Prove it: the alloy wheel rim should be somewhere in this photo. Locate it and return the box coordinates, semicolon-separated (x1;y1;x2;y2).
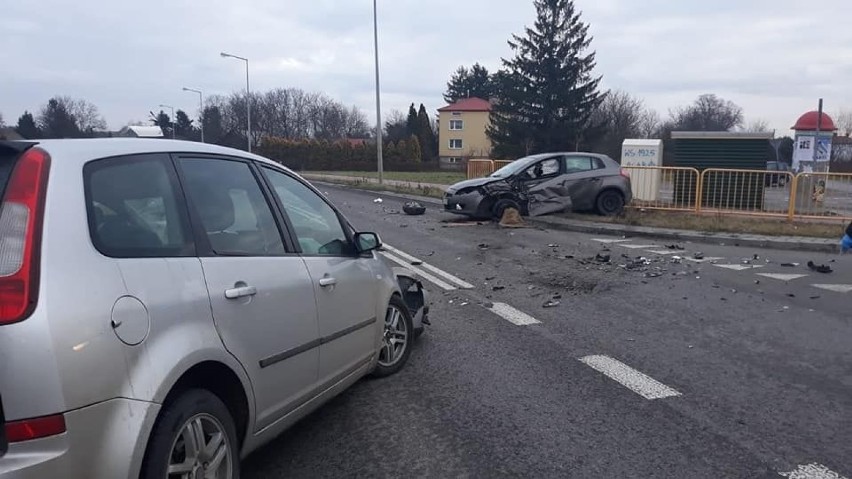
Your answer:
167;413;232;479
378;304;408;367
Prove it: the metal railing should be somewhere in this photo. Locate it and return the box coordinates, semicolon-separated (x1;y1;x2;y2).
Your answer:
791;172;852;221
467;159;495;179
697;168;795;218
622;166;700;212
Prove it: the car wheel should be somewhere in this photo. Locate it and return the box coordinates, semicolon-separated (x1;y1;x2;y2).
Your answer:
141;389;239;479
596;190;625;216
492;198;521;220
371;295;414;378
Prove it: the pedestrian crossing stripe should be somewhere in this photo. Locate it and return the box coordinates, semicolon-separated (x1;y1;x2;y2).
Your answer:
592;239;631;244
619;244;659;249
713;264;765;271
811;284;852;293
756;273;809;282
646;250;682;255
685;257;725;263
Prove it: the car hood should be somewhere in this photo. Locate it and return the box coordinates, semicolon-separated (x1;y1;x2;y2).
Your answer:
447;177;505;193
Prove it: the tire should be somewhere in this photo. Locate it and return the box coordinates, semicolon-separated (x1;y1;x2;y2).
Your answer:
141;389;240;479
371;295;414;378
596;190;625;216
492;198;521;220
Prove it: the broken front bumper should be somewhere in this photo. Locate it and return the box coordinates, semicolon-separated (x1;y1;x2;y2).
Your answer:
392;267;430;334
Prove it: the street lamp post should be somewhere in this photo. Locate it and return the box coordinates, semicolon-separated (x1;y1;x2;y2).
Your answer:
373;0;384;184
220;52;252;152
158;104;175;139
182;87;204;143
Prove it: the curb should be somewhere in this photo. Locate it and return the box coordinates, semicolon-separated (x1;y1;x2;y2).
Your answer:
312;180;839;254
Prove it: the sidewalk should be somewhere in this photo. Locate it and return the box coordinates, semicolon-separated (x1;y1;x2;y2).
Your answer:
306;175;840;254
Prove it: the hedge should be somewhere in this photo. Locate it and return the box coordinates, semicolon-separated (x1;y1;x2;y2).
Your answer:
258;135;422;171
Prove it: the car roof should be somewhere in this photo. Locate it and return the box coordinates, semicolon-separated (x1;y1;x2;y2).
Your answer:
29;138;289;171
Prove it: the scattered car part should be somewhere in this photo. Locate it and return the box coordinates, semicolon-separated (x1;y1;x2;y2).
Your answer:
402;201;426;216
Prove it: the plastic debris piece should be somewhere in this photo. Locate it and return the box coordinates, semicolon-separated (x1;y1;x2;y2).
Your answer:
373;198;383;203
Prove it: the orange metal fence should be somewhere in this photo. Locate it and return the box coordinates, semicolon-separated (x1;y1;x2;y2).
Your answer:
621;166;700;212
791;172;852;221
494;160;514;171
467;159;495;179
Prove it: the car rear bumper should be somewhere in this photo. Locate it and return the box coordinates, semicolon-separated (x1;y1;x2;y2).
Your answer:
0;398;159;479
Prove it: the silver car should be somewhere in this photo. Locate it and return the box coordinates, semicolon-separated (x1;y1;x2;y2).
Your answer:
444;152;633;218
0;139;426;478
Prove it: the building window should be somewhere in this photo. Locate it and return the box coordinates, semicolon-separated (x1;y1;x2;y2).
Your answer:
449;139;463;150
449;119;464;131
447;157;462;164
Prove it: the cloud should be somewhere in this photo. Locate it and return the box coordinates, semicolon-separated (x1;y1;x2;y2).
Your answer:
1;0;850;135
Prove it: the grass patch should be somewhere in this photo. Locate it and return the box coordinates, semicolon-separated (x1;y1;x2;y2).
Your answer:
305;170;466;185
310;176;446;199
564;209;845;239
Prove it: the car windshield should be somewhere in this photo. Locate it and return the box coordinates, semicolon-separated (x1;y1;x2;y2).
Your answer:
489;156;540;178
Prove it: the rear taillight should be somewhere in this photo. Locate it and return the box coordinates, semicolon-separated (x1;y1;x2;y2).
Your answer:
0;147;50;325
5;414;66;442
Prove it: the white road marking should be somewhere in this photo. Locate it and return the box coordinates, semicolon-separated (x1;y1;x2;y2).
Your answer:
780;463;848;479
488;303;542;326
757;273;810;282
579;355;682;400
811;284;852;293
379;252;457;291
714;264;766;271
684;257;725;264
593;238;631;244
382;244;475;289
646;250;682;255
619;244;660;249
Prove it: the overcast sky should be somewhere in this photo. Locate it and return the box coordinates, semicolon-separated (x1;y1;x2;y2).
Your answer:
3;0;851;134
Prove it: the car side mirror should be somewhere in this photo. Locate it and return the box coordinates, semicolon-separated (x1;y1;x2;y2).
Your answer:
355;232;382;253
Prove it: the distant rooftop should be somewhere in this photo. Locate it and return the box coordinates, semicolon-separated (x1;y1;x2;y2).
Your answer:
438;97;492;113
119;125;164;138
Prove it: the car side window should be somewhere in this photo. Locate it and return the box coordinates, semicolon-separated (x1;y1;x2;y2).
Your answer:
261;166;354;257
524;158;561;180
84;154;194;258
564;156;595;174
179;158;286;256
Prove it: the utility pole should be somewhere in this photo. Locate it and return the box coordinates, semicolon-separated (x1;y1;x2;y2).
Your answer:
373;0;384;184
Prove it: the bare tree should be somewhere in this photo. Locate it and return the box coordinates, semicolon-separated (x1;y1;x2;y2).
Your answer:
589;90;652;159
68;97;107;133
670;94;743;131
833;108;852;137
384;110;408;143
638;108;661;139
0;112;5;128
738;118;772;133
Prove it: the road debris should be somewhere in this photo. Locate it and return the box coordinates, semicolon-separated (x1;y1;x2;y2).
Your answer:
542;300;561;308
410;260;423;266
809;295;821;300
807;261;833;274
478;243;490;251
693;252;705;260
666;244;685;250
402;201;427;216
595;254;611;263
780;262;800;267
548;243;560;248
492;285;506;291
644;272;663;278
671;256;683;264
373;198;383;203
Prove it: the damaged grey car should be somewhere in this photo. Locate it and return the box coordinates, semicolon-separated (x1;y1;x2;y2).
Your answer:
444;152;632;218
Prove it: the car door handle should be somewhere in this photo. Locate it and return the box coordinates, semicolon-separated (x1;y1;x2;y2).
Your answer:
319;277;338;287
225;285;257;299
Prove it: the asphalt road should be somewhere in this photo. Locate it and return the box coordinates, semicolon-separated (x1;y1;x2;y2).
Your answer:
243;184;852;479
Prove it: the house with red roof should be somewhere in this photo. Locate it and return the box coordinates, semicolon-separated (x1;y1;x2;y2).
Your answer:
437;97;492;170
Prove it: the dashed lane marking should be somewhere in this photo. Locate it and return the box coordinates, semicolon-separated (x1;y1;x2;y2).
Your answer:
379;252;457;291
713;264;766;271
382;244;475;289
646;250;682;255
579;355;682;400
811;284;852;293
757;273;810;282
488;303;542;326
619;244;660;249
780;463;848;479
593;238;631;244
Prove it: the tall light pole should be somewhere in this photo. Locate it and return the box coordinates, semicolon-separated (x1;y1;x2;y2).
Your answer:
220;52;252;152
182;87;204;143
373;0;384;184
158;104;175;139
